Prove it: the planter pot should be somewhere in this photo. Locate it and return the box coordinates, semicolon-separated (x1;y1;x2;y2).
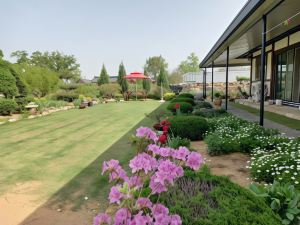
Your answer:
214;98;222;109
275;99;282;106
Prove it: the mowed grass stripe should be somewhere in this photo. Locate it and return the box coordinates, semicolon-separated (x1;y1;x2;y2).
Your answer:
0;101;161;196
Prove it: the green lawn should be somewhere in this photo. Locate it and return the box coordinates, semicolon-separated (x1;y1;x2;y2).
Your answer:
231;103;300;130
0;101;163;207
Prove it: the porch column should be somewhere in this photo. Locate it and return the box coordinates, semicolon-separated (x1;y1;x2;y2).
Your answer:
225;46;229;110
260;15;267;126
203;68;206;98
211;61;214;102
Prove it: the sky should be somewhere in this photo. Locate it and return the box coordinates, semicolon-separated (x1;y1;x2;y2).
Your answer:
1;0;248;79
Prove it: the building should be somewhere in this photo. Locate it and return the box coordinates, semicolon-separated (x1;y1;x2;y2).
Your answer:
200;0;300;125
182;68;250;84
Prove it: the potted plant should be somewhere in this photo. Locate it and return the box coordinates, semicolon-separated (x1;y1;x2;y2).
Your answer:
213;92;222;109
275;93;282;106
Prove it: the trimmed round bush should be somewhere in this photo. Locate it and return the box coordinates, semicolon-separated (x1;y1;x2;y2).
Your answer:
195;101;212;109
167;102;193;114
164;92;176;101
169;116;208;140
160;166;281;225
178;93;194;99
171;97;195;106
0;98;17;115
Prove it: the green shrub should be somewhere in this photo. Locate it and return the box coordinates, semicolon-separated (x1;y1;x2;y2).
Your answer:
164;92;176;101
160;166;281;225
14;96;34;112
167;136;191;149
169;116;208;141
35;99;68;111
171;97;195;106
193;108;227;118
0;99;17;115
195;101;212;109
250;181;300;225
53;90;79;102
178;93;194;99
167;102;193;114
205;115;281;155
75;84;98;98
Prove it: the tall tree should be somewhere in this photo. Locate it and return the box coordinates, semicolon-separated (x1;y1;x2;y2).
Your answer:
157;66;169;88
117;62;129;100
168;69;182;84
30;51;81;82
0;66;18;98
98;64;109;85
144;56;168;79
178;52;200;74
11;50;29;64
142;70;151;99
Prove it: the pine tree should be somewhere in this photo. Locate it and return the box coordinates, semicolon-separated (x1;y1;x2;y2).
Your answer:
117;62;128;93
142;70;151;99
98;64;109;85
157;67;169;88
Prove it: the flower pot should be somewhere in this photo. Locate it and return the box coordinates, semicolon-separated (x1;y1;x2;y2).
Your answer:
275;99;282;106
214;98;222;109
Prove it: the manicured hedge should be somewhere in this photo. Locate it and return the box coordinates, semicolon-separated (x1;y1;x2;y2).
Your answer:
194;101;212;109
167;102;193;114
171;97;195;106
160;166;281;225
169;116;208;141
0;98;17;115
177;93;194;99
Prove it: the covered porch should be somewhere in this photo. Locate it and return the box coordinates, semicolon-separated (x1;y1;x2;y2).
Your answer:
200;0;300;126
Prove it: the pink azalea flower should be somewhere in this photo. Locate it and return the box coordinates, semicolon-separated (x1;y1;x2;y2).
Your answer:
136;197;152;209
108;186;123;204
136;127;158;142
152;203;169;217
93;213;111;225
102;159;120;175
159;147;172;157
170;215;182;225
130;212;152;225
173;147;190;161
154;160;184;186
102;159;128;182
128;176;143;189
129;153;158;174
149;175;167;194
148;144;161;155
186;152;203;170
114;208;131;225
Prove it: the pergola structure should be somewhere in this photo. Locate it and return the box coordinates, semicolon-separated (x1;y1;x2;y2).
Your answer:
200;0;300;126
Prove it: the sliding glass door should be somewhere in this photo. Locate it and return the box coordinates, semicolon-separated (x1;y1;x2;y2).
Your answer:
275;47;300;103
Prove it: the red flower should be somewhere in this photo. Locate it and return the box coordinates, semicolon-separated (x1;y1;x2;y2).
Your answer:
161;120;171;126
174;103;181;109
158;134;167;144
162;126;169;134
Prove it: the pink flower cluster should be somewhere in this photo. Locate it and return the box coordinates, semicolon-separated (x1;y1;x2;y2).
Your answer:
102;159;128;182
95;126;204;225
94;202;182;225
136;126;158;142
150;159;184;194
129;153;158;174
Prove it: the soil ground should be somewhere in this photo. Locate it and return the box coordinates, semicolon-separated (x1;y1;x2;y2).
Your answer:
191;141;251;187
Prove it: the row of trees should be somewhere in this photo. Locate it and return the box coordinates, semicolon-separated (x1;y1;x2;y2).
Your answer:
0;50;82;99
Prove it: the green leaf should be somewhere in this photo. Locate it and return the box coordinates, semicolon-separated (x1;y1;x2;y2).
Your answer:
286;213;294;221
282;219;291;225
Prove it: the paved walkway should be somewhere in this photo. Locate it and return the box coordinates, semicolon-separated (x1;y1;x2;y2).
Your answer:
228;105;300;138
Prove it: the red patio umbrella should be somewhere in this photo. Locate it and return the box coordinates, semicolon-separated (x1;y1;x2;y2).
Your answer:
125;72;149;100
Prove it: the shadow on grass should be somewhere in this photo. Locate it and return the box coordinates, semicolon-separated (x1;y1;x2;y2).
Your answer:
20;103;167;225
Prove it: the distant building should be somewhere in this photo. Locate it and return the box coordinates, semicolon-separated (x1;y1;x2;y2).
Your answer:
78;76;118;84
78;78;92;84
109;76;118;83
182;67;250;84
